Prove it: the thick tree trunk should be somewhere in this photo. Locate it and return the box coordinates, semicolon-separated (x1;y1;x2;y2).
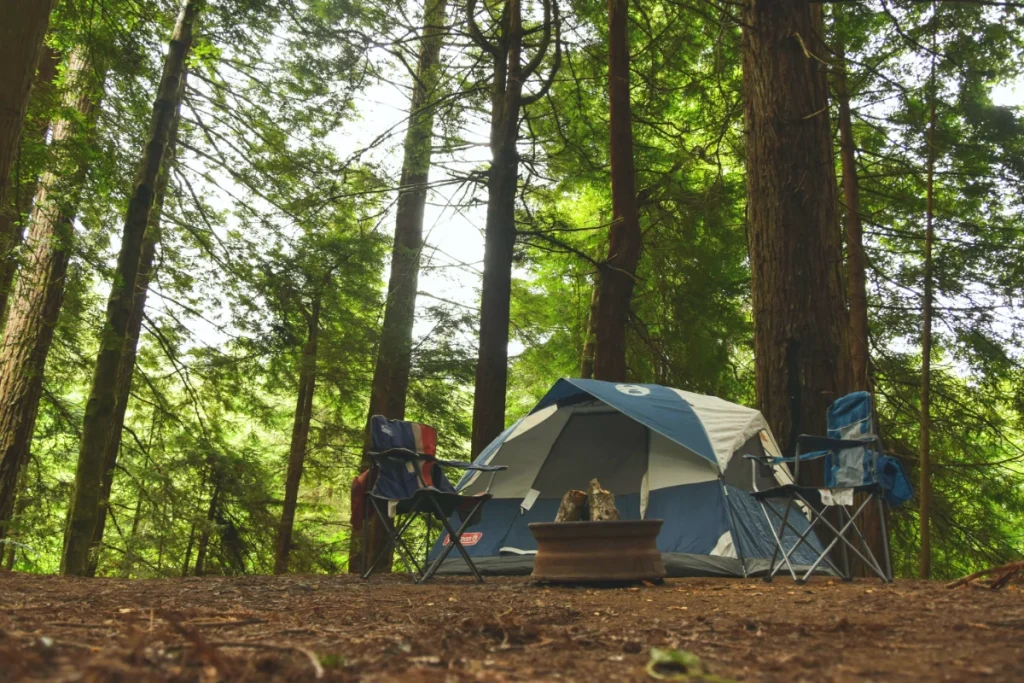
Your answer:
274;290;322;574
0;51;100;540
919;60;938;581
833;39;887;576
470;0;525;458
592;0;641;383
0;0;56;221
62;0;201;577
834;51;869;392
0;45;60;328
350;0;449;575
87;79;184;576
742;0;852;475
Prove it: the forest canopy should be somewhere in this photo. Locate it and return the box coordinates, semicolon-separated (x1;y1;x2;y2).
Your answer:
0;0;1022;582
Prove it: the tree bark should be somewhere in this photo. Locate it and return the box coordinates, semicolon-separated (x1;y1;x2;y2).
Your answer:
0;0;56;224
0;51;100;540
579;281;599;378
367;0;449;423
834;44;869;393
833;35;887;577
741;0;852;476
919;56;938;581
274;289;323;574
62;0;201;577
592;0;641;383
470;0;525;458
350;0;448;575
0;45;60;328
87;76;185;576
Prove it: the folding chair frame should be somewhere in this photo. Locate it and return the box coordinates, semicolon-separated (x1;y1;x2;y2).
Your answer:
757;486;892;584
360;448;504;583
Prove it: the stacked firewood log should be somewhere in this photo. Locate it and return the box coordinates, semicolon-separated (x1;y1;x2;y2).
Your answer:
554;478;620;522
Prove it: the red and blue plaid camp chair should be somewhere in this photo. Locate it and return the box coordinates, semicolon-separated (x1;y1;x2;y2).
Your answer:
358;416;506;583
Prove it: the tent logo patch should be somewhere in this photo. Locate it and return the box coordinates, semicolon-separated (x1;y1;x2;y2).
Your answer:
443;532;482;546
615;384;650;397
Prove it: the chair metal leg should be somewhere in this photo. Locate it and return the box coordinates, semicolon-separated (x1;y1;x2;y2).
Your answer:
362;498;426;580
878;496;893;582
419;497;488;583
798;494;887;582
759;499;797;582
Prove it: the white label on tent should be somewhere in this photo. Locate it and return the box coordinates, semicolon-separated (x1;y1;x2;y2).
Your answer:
521;488;540;512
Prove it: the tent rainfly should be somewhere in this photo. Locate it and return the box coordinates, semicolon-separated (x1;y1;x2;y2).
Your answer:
432;378;827;577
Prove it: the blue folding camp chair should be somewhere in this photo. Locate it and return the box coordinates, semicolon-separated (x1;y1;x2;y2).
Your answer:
746;392;912;584
360;416;506;583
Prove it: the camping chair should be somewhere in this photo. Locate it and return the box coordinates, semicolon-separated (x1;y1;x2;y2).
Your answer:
746;391;912;584
359;415;506;583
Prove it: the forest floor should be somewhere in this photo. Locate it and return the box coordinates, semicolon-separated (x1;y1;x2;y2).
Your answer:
1;572;1023;682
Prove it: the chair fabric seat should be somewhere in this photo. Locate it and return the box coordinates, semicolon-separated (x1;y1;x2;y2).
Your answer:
752;483;881;506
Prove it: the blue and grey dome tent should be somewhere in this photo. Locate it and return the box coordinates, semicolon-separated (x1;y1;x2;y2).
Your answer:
432;378;828;577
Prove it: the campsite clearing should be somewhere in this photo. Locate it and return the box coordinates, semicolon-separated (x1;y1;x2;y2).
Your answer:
2;572;1022;681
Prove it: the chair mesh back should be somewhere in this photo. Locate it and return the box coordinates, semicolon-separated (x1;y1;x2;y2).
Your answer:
826;391;875;442
368;416;454;499
825;392;875;487
370;415;437;455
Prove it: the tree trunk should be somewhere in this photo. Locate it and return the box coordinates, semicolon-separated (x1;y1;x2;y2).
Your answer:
62;0;201;577
833;36;887;577
367;0;449;423
579;281;599;378
274;289;322;574
350;0;448;575
592;0;641;383
181;521;196;577
0;0;56;222
194;485;219;577
0;51;100;540
119;497;144;578
87;76;185;577
834;46;869;392
741;0;852;475
0;45;60;328
919;56;938;581
470;0;525;458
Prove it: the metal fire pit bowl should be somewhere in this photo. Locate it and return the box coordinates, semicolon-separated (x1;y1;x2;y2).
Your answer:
529;519;666;583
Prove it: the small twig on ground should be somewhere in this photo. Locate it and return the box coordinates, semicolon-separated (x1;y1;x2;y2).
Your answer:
946;560;1024;589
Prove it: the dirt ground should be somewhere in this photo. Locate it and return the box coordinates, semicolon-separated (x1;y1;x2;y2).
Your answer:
1;572;1022;682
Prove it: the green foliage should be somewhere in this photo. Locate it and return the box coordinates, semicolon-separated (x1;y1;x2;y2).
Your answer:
3;0;1023;580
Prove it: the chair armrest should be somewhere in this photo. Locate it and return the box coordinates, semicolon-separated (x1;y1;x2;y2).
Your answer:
796;435;869;453
368;448;421;463
435;459;507;472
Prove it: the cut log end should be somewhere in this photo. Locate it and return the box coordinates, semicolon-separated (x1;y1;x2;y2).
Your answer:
554;490;587;522
587;478;620;522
